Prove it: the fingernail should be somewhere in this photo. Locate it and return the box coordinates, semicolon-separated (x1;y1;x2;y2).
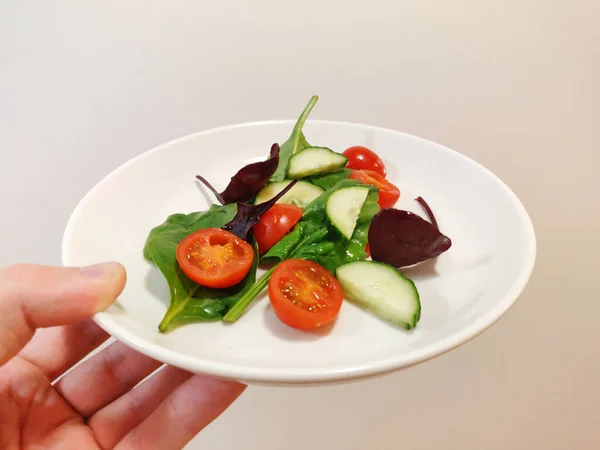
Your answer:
80;262;122;279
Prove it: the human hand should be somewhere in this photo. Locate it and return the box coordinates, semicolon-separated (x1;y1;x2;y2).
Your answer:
0;263;246;450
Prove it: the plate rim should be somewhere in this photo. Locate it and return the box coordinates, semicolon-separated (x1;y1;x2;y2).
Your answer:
61;119;537;384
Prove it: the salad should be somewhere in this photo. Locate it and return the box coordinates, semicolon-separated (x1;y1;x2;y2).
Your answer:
143;96;452;333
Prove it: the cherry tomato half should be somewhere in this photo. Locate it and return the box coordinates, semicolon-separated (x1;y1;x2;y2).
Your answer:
343;146;387;177
349;169;400;209
268;259;344;331
176;228;254;289
253;203;303;255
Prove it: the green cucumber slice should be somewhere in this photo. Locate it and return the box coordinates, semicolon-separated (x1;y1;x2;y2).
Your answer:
254;181;325;208
336;261;421;329
325;185;370;240
287;147;347;178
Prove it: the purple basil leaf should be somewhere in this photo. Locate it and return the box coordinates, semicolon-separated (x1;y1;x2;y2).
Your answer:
368;208;452;267
195;175;225;204
222;179;298;242
415;196;439;230
196;143;280;205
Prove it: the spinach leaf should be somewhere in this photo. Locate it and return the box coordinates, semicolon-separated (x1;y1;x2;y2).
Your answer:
143;204;234;261
263;178;379;271
143;203;261;332
308;168;352;190
155;241;260;331
347;188;380;258
270;96;319;182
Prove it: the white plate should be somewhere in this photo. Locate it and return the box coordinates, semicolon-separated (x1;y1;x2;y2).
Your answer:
62;120;536;384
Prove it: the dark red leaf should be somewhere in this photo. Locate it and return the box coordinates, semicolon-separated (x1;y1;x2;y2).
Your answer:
222;180;298;242
368;208;452;267
196;143;280;205
415;196;438;230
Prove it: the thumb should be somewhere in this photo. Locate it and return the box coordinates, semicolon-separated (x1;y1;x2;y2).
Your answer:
0;262;126;366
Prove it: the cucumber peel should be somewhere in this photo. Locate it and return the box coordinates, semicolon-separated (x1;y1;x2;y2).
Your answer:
336;260;421;329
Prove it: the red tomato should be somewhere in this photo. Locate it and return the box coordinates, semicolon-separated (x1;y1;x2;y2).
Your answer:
253;204;303;254
349;169;400;208
268;259;344;330
365;242;371;258
343;146;387;177
176;228;254;289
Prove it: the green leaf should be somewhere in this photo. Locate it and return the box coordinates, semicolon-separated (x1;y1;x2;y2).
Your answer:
143;203;260;332
308;168;352;190
346;188;380;259
270;96;319;182
144;204;236;262
222;264;275;323
263;178;379;271
260;223;304;262
261;223;333;264
160;242;260;330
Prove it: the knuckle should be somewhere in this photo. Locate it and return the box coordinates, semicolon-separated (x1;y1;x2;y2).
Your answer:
100;343;135;389
127;387;147;421
0;358;49;406
168;392;200;437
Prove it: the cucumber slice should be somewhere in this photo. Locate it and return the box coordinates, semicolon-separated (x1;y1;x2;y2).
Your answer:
325;186;370;240
287;147;347;178
336;261;421;329
254;180;324;208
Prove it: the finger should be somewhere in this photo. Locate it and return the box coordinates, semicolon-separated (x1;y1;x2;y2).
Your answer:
2;357;85;443
0;262;126;365
54;340;163;418
89;366;194;449
17;319;109;381
115;374;246;450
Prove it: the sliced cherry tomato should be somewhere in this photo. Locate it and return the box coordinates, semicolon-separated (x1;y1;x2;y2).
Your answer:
176;228;254;289
268;259;344;331
365;242;371;258
349;169;400;209
253;203;303;255
343;146;387;177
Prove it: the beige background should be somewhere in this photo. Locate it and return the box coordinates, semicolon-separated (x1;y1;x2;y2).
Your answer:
1;1;598;449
